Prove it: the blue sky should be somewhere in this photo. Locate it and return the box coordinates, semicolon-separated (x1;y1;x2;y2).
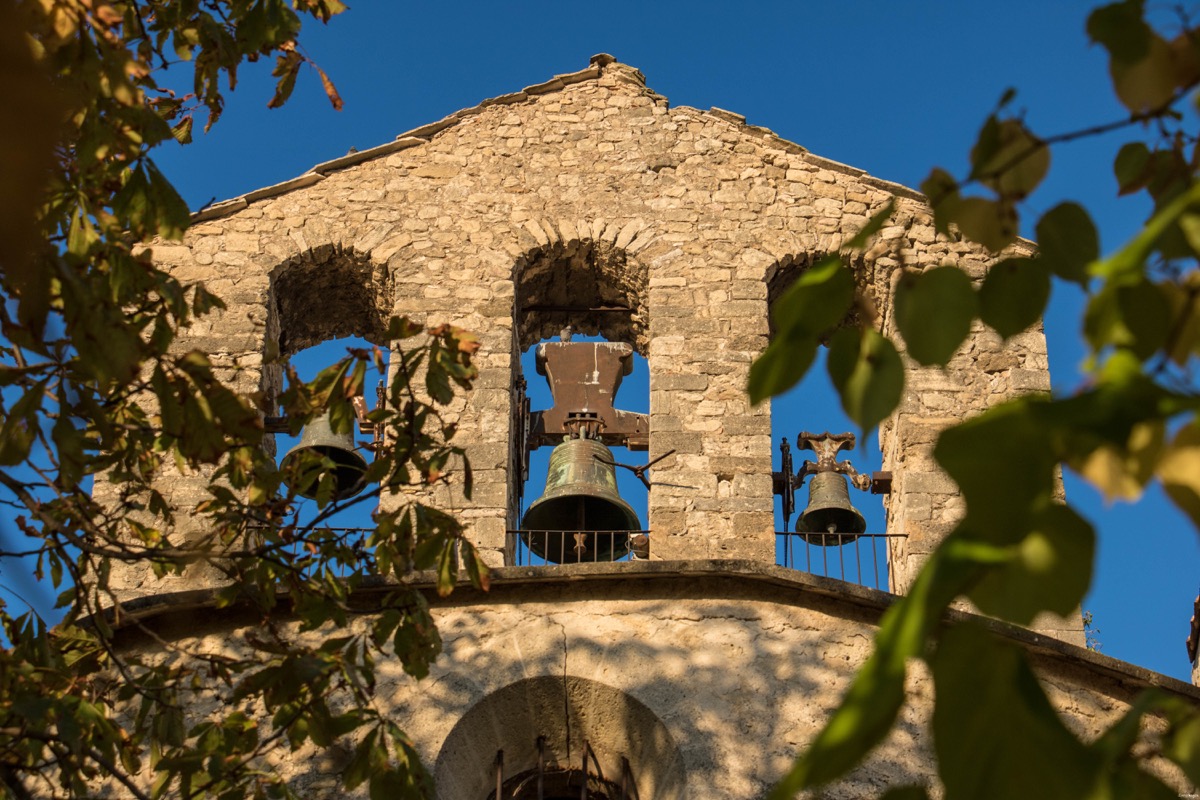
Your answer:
141;1;1199;680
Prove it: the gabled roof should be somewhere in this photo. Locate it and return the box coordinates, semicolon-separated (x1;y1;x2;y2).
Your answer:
190;54;924;224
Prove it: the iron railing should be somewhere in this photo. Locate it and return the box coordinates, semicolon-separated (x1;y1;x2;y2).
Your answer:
776;531;900;591
253;525;899;592
506;530;650;566
491;738;639;799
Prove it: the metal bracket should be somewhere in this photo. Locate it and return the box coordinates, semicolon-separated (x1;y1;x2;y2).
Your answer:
263;382;387;451
524;341;649;451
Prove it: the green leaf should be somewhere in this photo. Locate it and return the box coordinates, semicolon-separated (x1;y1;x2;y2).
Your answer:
1163;707;1200;785
268;50;302;109
1157;420;1200;529
1087;1;1152;64
1111;34;1177;113
935;401;1057;540
1084;279;1172;359
894;266;978;365
747;328;818;405
920;167;962;236
1075;420;1164;501
343;727;380;791
1035;203;1098;286
461;540;491;591
145;160;192;240
1117;279;1172;359
1161;275;1200;365
970;118;1050;199
1114;142;1151;195
435;535;456;597
979;257;1051;339
932;623;1098;800
827;327;904;434
1091;181;1200;281
967;503;1095;624
954;196;1018;252
770;253;856;340
769;538;980;797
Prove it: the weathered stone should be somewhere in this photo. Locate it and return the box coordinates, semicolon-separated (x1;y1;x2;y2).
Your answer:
114;56;1080;661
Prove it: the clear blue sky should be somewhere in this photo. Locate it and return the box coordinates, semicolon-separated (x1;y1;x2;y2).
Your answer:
145;1;1198;681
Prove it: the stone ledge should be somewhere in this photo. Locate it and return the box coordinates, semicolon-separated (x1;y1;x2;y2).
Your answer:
190;197;247;222
100;559;1200;701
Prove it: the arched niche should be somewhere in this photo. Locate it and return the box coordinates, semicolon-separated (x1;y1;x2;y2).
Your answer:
513;238;648;356
268;245;392;358
764;251;875;341
261;246;393;420
434;675;686;800
510;238;652;553
762;252;891;587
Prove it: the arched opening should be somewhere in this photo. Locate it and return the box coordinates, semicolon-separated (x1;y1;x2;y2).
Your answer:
272;336;388;559
765;254;890;589
434;676;686;800
263;251;394;573
511;240;650;564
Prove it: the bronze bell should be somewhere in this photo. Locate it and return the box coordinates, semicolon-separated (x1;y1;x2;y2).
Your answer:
796;471;866;545
521;438;640;563
280;410;369;501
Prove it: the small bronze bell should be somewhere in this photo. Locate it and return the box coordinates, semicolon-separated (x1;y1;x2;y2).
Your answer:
280;410;369;501
521;438;640;563
796;471;866;545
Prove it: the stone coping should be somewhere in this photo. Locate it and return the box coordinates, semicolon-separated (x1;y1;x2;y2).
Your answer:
189;54;936;224
104;559;1200;700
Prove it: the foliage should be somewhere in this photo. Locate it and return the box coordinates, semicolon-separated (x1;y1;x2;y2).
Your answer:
1083;610;1103;651
754;2;1200;797
0;2;488;798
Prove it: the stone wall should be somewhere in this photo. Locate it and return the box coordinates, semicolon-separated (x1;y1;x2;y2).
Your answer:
112;564;1196;799
122;55;1075;638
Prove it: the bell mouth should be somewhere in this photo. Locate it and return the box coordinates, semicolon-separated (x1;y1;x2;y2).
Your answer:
280;445;369;501
795;471;867;545
519;439;641;563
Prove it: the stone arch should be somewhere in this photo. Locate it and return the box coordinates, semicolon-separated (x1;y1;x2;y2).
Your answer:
434;675;686;800
764;251;877;340
258;245;393;418
267;245;392;359
762;251;894;573
511;219;653;355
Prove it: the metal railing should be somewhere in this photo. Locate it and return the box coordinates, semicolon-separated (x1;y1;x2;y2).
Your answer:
776;531;899;591
506;530;650;566
251;525;898;592
491;738;639;799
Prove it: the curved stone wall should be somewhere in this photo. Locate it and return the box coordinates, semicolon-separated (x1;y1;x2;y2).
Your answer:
111;564;1197;798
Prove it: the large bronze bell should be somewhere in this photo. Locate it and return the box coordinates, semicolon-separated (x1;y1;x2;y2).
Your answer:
280;410;369;501
521;438;640;563
796;471;866;545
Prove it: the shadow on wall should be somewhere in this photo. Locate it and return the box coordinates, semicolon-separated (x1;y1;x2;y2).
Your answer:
435;675;687;799
358;587;934;799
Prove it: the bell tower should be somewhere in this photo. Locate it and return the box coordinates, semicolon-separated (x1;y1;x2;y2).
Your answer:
84;56;1200;800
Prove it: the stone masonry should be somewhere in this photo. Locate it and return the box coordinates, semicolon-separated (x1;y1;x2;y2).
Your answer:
85;57;1200;800
120;55;1077;640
